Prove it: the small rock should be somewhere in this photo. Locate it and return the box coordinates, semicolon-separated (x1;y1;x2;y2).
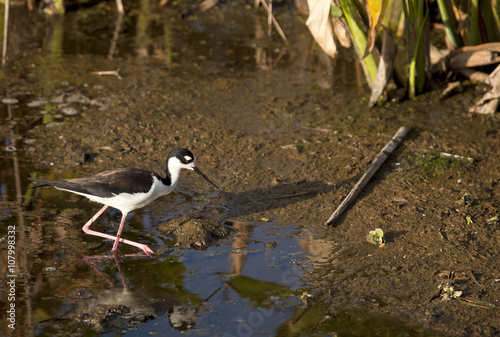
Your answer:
264;241;279;248
68;287;93;299
27;99;48;107
158;218;230;248
61;106;79;115
66;93;91;104
51;94;65;103
45;122;67;128
2;98;19;104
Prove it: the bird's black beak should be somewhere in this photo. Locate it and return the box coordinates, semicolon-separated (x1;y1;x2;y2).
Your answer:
194;167;222;191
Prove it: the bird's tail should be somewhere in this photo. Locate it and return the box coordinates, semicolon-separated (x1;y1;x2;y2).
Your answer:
29;178;54;189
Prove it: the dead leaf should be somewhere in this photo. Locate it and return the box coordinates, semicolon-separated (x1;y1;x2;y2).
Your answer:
430;44;449;72
449;50;500;69
306;0;338;58
457;68;490;84
469;63;500;114
446;42;500;70
185;0;219;16
368;28;397;108
439;81;463;100
333;17;351;48
363;0;390;59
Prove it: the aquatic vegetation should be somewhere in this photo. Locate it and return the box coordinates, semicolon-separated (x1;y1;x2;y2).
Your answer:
439;282;463;301
306;0;500;112
366;227;385;247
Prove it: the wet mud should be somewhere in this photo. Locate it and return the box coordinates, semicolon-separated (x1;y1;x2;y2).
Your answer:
1;3;500;336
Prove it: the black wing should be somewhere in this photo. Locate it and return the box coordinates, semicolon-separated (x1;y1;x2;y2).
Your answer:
30;168;159;198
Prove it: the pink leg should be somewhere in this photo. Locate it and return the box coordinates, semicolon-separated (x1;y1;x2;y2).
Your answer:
81;205;155;255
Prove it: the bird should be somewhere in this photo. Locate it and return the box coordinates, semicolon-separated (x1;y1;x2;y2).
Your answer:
29;148;221;255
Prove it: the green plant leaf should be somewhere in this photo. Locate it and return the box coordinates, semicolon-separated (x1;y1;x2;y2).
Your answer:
338;0;378;87
331;5;343;18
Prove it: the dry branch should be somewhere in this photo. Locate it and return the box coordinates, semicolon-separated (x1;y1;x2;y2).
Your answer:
325;126;411;226
258;0;288;43
116;0;124;14
2;0;10;66
91;70;123;80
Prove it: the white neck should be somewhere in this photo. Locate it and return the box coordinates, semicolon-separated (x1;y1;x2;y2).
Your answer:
167;157;194;188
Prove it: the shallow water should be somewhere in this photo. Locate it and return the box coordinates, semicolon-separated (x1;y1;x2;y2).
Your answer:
1;2;499;337
0;3;343;336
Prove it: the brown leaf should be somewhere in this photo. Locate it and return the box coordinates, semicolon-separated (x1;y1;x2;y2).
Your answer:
333;17;351;49
306;0;338;58
368;29;397;108
446;42;500;70
457;68;490;85
469;64;500;114
439;81;463;100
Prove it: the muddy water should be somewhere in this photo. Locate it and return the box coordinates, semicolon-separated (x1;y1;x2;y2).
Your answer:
1;2;500;337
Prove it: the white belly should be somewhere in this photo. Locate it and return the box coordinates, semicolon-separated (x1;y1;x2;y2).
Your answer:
59;176;176;213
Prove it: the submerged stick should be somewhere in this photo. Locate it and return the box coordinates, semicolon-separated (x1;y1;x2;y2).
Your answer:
108;13;124;60
91;70;123;79
116;0;124;14
2;0;10;66
258;0;288;44
325;126;411;226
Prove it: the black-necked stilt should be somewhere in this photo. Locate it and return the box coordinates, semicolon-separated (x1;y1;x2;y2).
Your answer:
30;148;221;255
